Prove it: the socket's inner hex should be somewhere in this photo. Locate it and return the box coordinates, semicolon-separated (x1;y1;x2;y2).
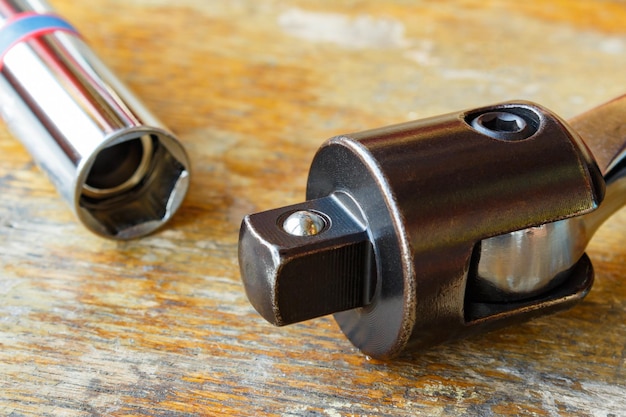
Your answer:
76;130;189;239
82;135;153;199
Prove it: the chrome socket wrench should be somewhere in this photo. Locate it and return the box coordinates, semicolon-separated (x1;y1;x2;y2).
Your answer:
0;0;190;239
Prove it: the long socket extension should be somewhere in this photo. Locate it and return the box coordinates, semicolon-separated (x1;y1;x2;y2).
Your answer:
0;1;190;239
239;96;626;359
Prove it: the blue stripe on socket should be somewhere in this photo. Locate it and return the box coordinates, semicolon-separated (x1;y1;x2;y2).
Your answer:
0;13;78;59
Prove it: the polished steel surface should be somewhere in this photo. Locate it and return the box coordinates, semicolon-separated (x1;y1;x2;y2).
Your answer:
477;96;626;297
0;0;190;239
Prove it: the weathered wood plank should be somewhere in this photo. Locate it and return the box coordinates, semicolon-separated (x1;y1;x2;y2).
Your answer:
1;1;626;415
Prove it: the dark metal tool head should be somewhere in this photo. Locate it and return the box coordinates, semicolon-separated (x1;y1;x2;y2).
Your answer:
239;101;608;359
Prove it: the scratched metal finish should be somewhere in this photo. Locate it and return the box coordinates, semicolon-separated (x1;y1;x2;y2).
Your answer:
1;0;626;415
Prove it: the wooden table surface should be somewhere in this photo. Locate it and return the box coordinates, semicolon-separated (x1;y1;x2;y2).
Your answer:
2;1;626;416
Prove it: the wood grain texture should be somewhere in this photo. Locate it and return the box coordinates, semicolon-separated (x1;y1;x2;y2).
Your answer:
1;1;626;415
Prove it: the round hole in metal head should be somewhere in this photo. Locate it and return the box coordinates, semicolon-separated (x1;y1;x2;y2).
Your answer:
478;112;526;132
468;107;541;141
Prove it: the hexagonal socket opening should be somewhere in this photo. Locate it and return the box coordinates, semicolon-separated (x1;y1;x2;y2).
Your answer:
77;132;189;239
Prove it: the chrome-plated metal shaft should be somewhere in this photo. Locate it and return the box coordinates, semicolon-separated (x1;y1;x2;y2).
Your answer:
0;0;190;239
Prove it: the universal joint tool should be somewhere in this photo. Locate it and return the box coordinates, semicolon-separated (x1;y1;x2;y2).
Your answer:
239;95;626;359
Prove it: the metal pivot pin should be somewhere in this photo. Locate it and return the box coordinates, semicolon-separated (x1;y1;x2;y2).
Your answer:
0;1;190;239
238;97;626;359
